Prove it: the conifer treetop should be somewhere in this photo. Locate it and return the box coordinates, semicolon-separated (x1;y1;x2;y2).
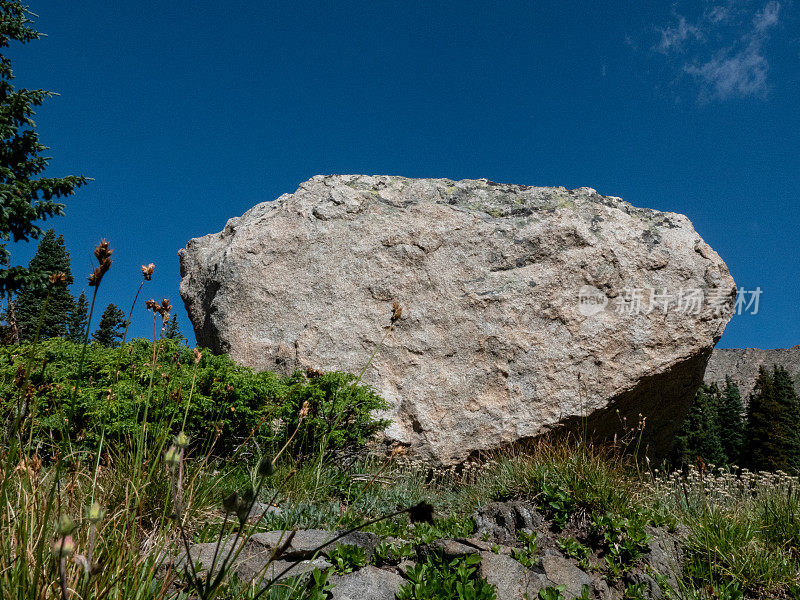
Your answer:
0;0;88;297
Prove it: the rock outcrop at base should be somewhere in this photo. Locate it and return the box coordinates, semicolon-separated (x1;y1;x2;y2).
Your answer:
179;175;735;463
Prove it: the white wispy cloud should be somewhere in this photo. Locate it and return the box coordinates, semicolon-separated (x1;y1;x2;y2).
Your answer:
650;1;782;102
655;16;703;54
684;41;770;101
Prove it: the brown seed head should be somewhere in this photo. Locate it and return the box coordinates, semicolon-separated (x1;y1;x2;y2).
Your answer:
48;272;67;286
193;348;202;364
94;239;112;263
391;301;402;324
299;400;310;419
141;263;155;281
145;299;159;312
87;267;102;287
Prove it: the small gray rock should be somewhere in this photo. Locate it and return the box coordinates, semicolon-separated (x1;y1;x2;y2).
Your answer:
478;551;549;600
250;529;380;560
474;501;544;545
330;566;403;600
541;554;591;598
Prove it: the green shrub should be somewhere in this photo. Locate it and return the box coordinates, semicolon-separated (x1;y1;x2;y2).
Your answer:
396;554;497;600
590;512;652;579
557;537;592;570
274;370;389;457
511;530;537;568
372;540;415;566
0;338;389;458
327;543;367;574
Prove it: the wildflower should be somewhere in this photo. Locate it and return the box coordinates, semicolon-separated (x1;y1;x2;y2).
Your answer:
258;456;275;478
56;514;77;536
88;240;113;287
193;348;202;364
165;446;181;470
174;431;190;449
86;502;105;525
141;263;155;280
299;400;310;420
52;535;75;558
222;492;239;514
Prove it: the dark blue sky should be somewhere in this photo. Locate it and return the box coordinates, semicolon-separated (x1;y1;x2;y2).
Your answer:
7;0;800;348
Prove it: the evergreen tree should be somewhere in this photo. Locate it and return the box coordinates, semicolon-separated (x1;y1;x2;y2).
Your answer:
744;367;785;472
772;365;800;473
672;383;726;467
163;314;183;341
717;376;745;465
0;1;88;297
14;229;74;340
67;290;88;343
92;303;125;348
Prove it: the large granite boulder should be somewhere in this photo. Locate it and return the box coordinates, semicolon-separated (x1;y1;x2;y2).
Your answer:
179;175;735;464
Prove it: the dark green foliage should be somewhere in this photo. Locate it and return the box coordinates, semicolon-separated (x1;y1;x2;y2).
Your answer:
91;303;125;347
396;553;497;600
0;338;390;458
163;313;183;341
0;1;88;297
744;366;800;473
537;480;576;528
326;543;367;574
275;370;390;457
717;377;744;465
67;290;87;343
14;229;75;340
590;512;652;578
672;383;726;467
372;540;415;566
772;366;800;473
510;530;537;568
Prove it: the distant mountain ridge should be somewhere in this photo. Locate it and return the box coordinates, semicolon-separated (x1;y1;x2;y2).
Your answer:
704;346;800;399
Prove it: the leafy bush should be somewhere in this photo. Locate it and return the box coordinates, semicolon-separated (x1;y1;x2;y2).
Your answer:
511;530;537;568
557;537;592;570
396;553;497;600
274;370;389;457
0;338;390;458
590;512;652;579
372;540;415;566
326;543;367;574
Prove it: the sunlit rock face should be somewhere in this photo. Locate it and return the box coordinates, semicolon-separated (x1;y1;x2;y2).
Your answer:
180;175;735;464
705;346;800;399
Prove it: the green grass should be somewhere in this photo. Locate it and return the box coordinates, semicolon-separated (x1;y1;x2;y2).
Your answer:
2;331;800;599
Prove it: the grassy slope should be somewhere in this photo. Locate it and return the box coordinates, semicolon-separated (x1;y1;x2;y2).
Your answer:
1;339;799;599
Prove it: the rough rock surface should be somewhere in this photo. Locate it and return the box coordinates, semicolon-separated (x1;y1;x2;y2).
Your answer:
329;566;403;600
704;346;800;399
180;175;735;463
170;518;686;600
